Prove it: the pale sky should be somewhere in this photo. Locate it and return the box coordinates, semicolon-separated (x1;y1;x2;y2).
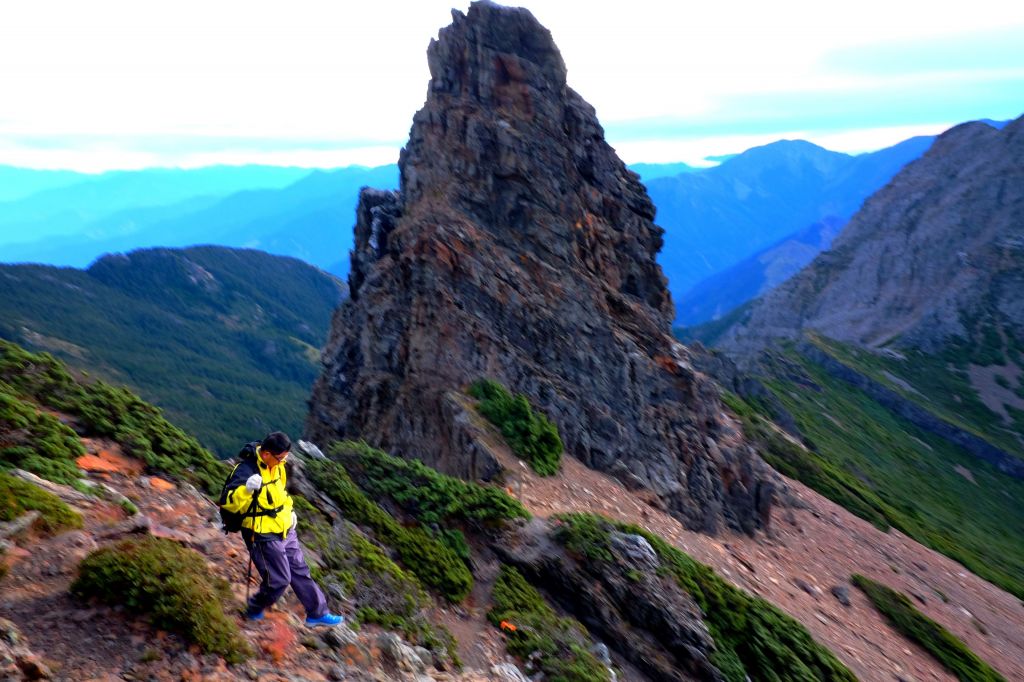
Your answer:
1;0;1022;172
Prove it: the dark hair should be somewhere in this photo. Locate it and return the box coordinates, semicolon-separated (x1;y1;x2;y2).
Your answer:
261;431;292;455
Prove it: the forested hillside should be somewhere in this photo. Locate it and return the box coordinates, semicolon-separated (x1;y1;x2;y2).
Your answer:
0;246;344;456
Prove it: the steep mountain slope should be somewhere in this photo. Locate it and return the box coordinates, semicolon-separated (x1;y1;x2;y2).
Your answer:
0;166;400;272
307;1;776;535
0;340;871;682
717;117;1024;359
649;135;934;297
677;216;845;326
0;246;344;456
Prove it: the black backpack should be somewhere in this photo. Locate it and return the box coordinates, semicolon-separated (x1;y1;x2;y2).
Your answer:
217;442;260;533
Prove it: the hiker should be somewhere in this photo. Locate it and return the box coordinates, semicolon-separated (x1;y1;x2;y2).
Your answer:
220;431;343;626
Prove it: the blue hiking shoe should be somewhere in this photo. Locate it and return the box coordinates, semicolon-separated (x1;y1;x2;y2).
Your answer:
244;610;264;621
305;612;344;627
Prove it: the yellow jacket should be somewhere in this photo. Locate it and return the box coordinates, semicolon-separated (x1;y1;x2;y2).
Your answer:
221;448;294;538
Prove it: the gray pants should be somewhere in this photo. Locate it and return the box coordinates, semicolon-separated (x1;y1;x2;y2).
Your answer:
244;527;327;618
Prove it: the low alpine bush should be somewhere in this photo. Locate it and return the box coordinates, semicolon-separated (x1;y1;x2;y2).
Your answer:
468;379;562;476
71;536;249;663
330;440;529;526
305;456;472;602
488;564;610;682
0;471;82;535
852;574;1005;682
554;513;856;682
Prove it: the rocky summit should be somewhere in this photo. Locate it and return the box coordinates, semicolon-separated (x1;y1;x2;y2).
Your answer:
307;1;775;534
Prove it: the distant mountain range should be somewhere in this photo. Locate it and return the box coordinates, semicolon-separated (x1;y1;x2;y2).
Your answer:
0;166;398;277
2;125;1008;321
651;135;937;311
713;117;1023;362
675;216;845;326
0;246;345;456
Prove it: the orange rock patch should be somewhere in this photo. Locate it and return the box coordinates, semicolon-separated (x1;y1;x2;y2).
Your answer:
76;449;144;476
147;476;176;492
259;617;296;663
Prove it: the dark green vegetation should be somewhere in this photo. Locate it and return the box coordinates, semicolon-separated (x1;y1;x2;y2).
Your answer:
305;453;473;602
1;380;86;488
72;536;250;663
852;574;1006;682
292;493;459;661
722;391;891;531
329;440;530;526
468;379;563;476
0;339;227;493
0;247;344;457
554;513;856;682
750;345;1024;600
809;334;1024;460
488;565;610;682
0;471;82;534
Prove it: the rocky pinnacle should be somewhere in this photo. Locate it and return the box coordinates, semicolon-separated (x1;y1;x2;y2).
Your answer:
306;1;775;534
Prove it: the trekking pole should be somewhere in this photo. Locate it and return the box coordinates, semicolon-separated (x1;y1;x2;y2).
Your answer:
243;493;262;605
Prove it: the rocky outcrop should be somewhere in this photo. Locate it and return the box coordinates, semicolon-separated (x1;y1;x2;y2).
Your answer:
494;519;725;682
306;1;775;534
716;116;1024;362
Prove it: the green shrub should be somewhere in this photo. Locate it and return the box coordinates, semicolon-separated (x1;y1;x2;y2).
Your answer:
71;536;249;663
306;456;472;602
489;565;610;682
330;440;529;526
468;379;562;476
0;340;227;494
554;513;856;682
0;471;82;534
852;574;1005;682
315;523;457;662
0;384;86;486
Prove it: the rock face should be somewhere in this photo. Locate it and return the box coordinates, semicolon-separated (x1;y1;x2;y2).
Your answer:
716;117;1024;363
495;519;725;682
307;1;775;534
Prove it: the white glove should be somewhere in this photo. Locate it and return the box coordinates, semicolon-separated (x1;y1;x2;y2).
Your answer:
291;511;298;529
245;473;263;493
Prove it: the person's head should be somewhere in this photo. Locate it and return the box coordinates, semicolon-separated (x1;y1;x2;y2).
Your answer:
259;431;291;467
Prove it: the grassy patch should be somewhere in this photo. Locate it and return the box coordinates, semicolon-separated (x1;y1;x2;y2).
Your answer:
808;333;1023;459
0;471;82;534
760;347;1024;600
329;440;530;526
0;340;227;494
71;536;249;663
852;574;1005;682
554;513;856;682
468;379;562;476
488;565;610;682
306;454;472;603
722;391;892;530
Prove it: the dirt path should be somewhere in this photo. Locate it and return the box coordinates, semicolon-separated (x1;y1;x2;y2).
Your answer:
498;452;1024;682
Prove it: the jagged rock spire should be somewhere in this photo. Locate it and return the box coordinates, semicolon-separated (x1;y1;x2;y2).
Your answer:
308;1;775;534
